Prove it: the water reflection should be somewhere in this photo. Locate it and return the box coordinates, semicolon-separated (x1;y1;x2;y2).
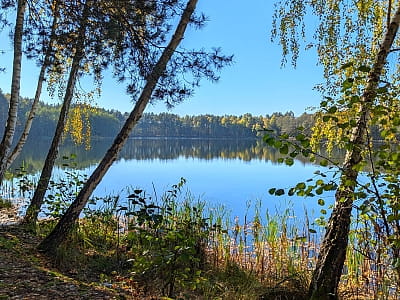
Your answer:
7;137;342;221
11;137;329;174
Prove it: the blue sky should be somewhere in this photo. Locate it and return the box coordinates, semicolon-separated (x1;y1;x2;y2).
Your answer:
0;0;323;116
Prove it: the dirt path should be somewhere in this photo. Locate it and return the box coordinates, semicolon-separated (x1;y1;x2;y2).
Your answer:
0;201;154;300
0;225;131;299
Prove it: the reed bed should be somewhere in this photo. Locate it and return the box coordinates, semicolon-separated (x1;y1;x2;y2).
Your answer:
204;199;399;299
70;189;399;299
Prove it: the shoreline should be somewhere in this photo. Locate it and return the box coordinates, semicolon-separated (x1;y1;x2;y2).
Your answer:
0;197;28;226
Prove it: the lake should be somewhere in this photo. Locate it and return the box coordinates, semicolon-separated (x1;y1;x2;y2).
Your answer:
7;137;334;221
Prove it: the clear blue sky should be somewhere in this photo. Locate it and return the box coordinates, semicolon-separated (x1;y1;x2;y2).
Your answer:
0;0;323;116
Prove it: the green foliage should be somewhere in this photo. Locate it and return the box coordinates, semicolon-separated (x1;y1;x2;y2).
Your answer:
124;179;209;297
13;165;36;198
272;0;392;97
0;198;12;209
263;71;400;296
0;235;19;250
44;155;87;219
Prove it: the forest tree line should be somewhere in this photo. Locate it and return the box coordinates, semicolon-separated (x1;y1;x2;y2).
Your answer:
0;90;315;139
1;91;388;141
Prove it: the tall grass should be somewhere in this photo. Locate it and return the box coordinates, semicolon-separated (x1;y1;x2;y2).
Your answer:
20;177;400;299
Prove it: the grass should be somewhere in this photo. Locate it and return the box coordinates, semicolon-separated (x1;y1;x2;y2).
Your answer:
4;178;399;299
0;198;12;209
0;235;19;250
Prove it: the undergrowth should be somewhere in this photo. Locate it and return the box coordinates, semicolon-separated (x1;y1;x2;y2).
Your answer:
0;198;12;209
17;176;400;299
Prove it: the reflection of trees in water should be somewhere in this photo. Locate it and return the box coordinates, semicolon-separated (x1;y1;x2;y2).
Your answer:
120;138;267;161
9;137;112;173
10;137;347;174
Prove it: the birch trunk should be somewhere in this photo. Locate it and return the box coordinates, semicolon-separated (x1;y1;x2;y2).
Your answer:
2;3;59;179
309;6;400;299
38;0;199;254
0;0;27;182
23;2;90;228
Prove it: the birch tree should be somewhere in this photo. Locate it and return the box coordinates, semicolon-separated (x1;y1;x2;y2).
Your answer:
0;0;68;183
271;1;400;298
0;0;27;180
3;0;61;178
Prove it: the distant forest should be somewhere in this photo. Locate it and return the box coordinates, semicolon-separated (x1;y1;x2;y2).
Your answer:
0;92;317;140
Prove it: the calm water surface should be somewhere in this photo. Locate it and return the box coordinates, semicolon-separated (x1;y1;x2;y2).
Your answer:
10;138;334;220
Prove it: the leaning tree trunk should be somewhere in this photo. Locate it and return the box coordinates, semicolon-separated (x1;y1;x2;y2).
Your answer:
2;3;59;180
0;0;27;182
22;2;90;229
38;0;199;254
308;6;400;300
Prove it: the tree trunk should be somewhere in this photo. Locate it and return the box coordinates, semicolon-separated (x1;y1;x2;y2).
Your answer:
38;0;199;254
0;0;27;182
2;3;59;179
308;6;400;300
22;2;90;229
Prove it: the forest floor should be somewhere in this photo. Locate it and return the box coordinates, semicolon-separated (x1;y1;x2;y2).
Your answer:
0;208;143;300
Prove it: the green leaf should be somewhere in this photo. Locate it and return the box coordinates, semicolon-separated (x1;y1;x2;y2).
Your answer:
275;189;285;196
320;160;329;167
323;183;337;191
301;139;310;148
328;106;337;114
388;214;400;222
297;190;305;196
264;136;275;146
376;86;388;94
357;65;370;73
316;187;324;195
341;62;354;69
280;144;289;155
309;228;317;233
268;188;276;195
322;115;330;122
296;182;306;190
285;157;294;166
302;149;310;157
341;78;353;90
318;199;325;206
281;133;289;139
